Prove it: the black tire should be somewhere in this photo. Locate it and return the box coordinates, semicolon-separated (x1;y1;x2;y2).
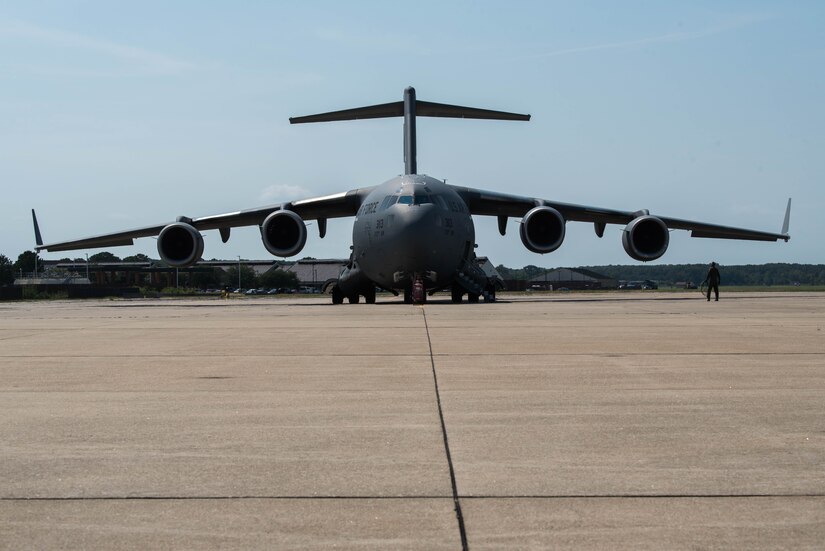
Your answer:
364;286;376;304
484;284;496;303
331;286;344;305
451;286;463;303
348;294;360;304
468;293;479;303
403;288;413;304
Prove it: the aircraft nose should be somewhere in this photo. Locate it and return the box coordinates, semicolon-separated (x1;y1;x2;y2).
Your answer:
396;203;437;232
390;204;449;261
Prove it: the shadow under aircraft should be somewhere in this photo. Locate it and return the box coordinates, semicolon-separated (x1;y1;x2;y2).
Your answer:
34;87;791;304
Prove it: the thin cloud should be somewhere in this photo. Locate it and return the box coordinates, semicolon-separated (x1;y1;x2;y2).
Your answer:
0;19;194;76
259;183;311;203
312;26;434;55
530;13;773;60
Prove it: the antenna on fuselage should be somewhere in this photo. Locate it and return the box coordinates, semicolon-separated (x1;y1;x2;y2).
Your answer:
289;87;531;176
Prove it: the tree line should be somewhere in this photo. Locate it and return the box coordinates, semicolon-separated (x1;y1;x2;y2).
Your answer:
497;263;825;286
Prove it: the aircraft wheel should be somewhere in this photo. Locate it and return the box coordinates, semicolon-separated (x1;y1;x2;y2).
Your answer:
451;286;463;303
403;288;413;304
348;294;360;304
364;286;376;304
331;286;344;305
468;293;480;303
484;285;496;303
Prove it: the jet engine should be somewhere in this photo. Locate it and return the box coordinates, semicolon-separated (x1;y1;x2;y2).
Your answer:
622;215;669;261
261;210;307;257
519;206;566;254
157;222;204;267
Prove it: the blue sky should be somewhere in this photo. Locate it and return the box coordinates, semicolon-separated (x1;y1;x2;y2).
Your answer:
2;1;822;268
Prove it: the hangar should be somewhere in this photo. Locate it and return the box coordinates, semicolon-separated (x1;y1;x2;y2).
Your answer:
527;268;617;291
14;257;503;296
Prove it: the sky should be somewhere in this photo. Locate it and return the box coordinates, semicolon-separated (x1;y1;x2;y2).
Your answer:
2;1;823;269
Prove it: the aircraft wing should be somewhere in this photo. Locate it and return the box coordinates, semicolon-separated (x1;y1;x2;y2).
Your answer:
36;186;374;252
452;186;791;242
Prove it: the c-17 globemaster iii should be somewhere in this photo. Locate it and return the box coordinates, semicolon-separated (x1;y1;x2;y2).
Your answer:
33;87;791;304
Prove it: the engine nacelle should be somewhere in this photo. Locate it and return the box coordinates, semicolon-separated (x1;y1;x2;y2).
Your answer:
157;222;204;267
622;215;669;261
519;206;566;254
261;210;307;257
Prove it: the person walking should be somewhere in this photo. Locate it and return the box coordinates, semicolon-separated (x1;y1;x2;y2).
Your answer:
705;262;720;301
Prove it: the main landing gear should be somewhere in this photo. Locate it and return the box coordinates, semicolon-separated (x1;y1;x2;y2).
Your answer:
450;282;496;303
331;285;376;305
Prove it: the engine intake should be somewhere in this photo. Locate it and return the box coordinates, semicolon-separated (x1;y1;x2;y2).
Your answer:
261;210;307;257
520;206;566;254
157;222;204;267
622;215;669;261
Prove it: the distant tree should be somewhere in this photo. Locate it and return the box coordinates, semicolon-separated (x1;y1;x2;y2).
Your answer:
88;251;122;263
522;265;544;279
496;264;515;280
225;265;258;289
14;251;38;274
123;253;151;262
258;268;299;290
189;267;227;289
0;254;14;285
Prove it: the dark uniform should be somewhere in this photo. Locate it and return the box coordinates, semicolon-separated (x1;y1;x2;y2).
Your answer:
706;262;720;301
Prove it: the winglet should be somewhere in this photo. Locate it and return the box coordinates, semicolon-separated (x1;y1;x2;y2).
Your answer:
32;209;43;247
781;198;791;239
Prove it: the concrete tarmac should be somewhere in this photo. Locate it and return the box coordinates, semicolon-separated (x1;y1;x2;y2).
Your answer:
1;292;823;549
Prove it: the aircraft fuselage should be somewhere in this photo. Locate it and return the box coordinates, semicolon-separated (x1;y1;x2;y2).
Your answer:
351;175;474;291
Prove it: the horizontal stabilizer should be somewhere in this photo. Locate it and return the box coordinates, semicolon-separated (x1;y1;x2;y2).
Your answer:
290;101;403;124
289;86;530;175
290;99;530;124
416;100;530;121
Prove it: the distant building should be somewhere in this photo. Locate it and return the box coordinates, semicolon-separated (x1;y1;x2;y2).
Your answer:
527;268;617;291
279;259;347;293
21;256;502;294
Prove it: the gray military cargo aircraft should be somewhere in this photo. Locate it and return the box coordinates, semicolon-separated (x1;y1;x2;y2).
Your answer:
34;87;791;304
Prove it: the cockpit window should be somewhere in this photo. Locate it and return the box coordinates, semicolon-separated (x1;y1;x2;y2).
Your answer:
396;191;435;206
379;195;398;211
414;192;431;205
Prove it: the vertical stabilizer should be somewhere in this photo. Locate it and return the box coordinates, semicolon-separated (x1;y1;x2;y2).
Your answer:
403;87;417;175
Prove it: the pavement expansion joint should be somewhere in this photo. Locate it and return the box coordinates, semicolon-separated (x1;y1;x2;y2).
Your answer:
4;493;823;501
459;493;825;500
421;306;469;551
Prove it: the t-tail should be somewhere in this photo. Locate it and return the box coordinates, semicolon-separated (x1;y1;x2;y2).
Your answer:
289;86;530;175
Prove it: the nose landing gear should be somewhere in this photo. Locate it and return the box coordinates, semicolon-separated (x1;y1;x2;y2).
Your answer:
404;274;427;304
